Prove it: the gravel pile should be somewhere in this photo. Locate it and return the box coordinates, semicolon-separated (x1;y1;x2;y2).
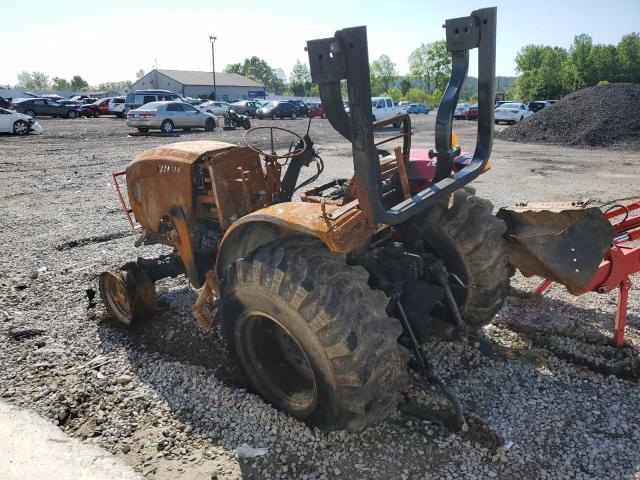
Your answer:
497;83;640;150
2;117;640;479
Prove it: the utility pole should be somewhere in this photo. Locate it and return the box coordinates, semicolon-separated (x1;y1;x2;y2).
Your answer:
209;36;217;100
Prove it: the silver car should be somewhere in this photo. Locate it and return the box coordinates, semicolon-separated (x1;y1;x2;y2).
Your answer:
196;100;230;116
126;101;217;133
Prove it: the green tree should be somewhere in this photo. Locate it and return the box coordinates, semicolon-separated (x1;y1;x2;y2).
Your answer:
16;71;50;90
515;44;546;73
538;47;568;99
70;75;88;90
289;60;312;96
386;87;402;102
513;45;569;100
408;41;451;93
588;44;618;83
370;55;397;95
15;71;33;89
399;78;412;96
52;77;71;90
98;80;132;92
569;33;593;87
224;63;242;74
617;32;640;82
224;57;283;94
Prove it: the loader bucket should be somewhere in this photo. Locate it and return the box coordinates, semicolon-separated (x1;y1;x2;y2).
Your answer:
497;203;614;294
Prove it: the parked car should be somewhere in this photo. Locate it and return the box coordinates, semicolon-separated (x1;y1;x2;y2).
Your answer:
124;89;181;113
495;102;534;124
528;100;556;113
93;98;113;115
126;101;217;133
369;97;403;122
407;103;429;114
230;100;258;117
108;96;126;117
256;101;300;119
0;107;42;135
11;98;81;118
70;95;98;102
453;103;470;119
309;102;325;118
0;96;13;108
465;104;478;120
290;100;309;117
80;101;102;118
196;100;230;116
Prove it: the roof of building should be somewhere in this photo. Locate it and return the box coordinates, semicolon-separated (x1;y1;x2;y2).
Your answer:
156;69;264;88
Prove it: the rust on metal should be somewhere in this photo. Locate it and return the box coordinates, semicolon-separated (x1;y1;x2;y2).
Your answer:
203;146;266;230
497;203;614;294
394;147;411;200
221;201;376;254
192;270;219;331
126;141;236;231
168;205;202;288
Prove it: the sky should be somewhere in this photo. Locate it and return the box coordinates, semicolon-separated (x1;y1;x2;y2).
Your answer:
1;0;639;87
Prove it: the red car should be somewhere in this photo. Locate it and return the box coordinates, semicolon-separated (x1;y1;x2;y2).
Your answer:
465;103;478;120
309;102;325;118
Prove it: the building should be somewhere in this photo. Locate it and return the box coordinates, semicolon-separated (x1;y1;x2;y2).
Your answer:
130;69;265;101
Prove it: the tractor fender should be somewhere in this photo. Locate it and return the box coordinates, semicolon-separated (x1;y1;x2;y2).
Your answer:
215;201;375;283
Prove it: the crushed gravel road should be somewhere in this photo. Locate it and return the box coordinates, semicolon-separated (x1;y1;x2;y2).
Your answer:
1;115;640;479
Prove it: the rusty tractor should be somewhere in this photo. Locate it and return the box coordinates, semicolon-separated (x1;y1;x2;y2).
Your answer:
100;8;618;431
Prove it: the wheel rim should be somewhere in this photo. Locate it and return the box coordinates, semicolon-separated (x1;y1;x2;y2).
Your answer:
292;114;296;119
206;118;213;130
162;121;173;133
236;312;317;417
69;111;77;118
26;110;35;117
14;121;27;134
99;272;133;325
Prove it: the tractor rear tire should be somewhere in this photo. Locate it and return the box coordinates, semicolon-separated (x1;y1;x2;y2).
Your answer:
219;237;409;432
402;188;512;337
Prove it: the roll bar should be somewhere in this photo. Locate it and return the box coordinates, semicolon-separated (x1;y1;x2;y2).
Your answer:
307;7;497;225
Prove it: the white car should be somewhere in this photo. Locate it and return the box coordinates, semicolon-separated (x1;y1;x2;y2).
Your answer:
454;103;470;119
196;100;230;116
108;96;126;117
495;102;534;124
0;107;42;135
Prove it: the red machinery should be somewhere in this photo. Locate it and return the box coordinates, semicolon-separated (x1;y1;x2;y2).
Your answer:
533;200;640;347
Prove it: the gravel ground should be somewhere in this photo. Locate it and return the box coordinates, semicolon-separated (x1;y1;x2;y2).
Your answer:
1;114;640;480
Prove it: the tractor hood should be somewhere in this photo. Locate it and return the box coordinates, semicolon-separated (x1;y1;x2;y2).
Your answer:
126;141;236;231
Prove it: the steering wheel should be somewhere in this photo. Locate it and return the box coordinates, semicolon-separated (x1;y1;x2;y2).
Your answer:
243;126;307;160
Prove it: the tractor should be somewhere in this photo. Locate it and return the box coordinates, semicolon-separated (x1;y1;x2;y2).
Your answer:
100;7;618;431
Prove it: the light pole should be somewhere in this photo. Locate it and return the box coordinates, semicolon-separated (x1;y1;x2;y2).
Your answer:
209;36;217;100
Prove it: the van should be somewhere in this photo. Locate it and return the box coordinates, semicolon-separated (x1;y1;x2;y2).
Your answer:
124;89;180;113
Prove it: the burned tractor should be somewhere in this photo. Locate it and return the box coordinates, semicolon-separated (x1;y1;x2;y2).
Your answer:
100;7;619;431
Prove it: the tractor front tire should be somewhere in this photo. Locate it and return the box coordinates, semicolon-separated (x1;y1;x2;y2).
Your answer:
403;188;512;337
99;267;157;326
219;237;409;432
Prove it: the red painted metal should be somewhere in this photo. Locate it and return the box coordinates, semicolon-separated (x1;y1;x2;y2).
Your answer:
534;278;554;295
534;199;640;347
112;171;140;230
